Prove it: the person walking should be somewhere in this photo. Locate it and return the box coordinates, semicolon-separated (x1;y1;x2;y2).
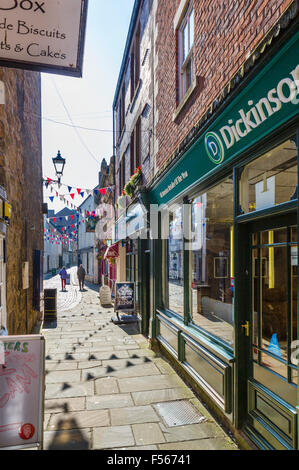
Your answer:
59;266;68;292
77;264;86;291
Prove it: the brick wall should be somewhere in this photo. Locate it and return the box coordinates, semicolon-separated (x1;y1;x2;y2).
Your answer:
155;0;293;170
0;68;43;335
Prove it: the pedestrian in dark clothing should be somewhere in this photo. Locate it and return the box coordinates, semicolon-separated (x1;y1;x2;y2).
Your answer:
77;264;86;291
59;267;68;291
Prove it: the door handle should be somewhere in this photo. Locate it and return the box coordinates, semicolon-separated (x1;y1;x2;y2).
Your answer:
241;321;250;337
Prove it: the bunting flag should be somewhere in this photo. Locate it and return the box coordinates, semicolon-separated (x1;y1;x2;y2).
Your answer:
80;192;85;198
68;186;72;193
49;196;54;203
70;193;75;200
77;188;81;195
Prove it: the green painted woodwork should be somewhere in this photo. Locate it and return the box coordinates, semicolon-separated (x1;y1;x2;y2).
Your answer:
148;32;299;206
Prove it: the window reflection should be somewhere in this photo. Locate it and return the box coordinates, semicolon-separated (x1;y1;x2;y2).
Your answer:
168;206;184;316
239;137;298;214
191;176;234;346
252;226;298;383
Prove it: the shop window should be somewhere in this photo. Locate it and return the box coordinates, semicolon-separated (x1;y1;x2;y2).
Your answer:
239;136;298;214
178;3;194;102
167;206;184;317
190;176;234;346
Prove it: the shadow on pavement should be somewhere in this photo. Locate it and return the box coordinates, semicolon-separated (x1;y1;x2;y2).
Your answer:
47;418;90;450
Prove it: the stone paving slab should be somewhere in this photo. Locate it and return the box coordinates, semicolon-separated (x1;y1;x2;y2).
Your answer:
45;397;86;414
48;409;110;430
132;387;195;406
95;377;119;395
110;405;160;426
86;394;134;410
42;279;239;451
158;437;237;450
46;381;94;399
46;370;82;383
93;425;135;450
44;429;91;450
118;374;186;393
132;423;166;446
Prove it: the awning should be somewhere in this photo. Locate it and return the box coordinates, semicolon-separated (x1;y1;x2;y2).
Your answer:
104;242;119;259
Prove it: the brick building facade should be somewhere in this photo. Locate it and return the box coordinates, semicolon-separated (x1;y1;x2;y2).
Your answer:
0;68;43;335
154;0;294;172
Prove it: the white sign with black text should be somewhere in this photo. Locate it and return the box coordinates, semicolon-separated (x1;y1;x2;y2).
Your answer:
0;0;88;76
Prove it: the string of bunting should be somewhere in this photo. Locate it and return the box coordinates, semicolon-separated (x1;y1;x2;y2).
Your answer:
43;177;114;199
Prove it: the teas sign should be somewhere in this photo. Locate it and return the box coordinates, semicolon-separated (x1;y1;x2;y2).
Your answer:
0;335;45;449
0;0;88;77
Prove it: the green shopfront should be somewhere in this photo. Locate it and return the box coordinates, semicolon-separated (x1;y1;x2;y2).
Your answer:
148;27;299;450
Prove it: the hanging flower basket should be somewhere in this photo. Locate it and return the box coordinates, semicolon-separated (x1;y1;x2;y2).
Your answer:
124;167;142;199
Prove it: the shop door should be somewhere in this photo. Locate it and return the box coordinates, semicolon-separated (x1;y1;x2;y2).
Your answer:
245;215;298;449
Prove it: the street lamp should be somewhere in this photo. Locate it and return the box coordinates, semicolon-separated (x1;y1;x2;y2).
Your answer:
52;150;66;183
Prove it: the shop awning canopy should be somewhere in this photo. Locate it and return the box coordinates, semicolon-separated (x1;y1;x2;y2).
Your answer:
104;243;119;259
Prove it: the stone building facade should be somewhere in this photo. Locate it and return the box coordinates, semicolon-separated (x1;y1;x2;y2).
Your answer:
0;68;43;335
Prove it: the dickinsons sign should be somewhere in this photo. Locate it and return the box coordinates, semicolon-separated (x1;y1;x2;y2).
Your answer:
0;0;88;77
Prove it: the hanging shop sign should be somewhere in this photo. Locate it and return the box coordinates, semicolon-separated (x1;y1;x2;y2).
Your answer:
115;282;135;313
0;0;88;77
149;31;299;205
0;335;45;450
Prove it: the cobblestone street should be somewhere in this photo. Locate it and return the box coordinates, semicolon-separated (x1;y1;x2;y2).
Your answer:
41;275;238;451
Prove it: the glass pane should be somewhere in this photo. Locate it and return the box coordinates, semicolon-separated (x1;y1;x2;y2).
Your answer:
291;238;297;352
191;176;234;346
189;9;194;49
183;22;188;61
168;206;184;316
239;137;298;214
260;227;287;245
252;247;258;347
261;245;288;362
260;352;287;379
184;59;193;92
291;226;297;243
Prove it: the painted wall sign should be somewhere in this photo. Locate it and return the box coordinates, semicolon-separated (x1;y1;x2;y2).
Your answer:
0;335;45;450
0;0;88;77
149;31;299;205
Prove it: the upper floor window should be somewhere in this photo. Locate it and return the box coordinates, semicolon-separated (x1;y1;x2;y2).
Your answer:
131;24;141;101
178;4;194;102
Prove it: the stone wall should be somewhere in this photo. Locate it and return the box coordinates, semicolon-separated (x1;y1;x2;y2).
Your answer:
0;68;43;335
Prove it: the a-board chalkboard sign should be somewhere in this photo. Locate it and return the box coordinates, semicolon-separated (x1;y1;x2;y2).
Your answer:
114;283;135;313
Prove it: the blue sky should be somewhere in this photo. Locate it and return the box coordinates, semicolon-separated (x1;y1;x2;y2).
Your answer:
42;0;135;212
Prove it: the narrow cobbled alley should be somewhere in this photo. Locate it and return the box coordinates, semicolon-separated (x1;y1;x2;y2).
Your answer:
41;269;238;450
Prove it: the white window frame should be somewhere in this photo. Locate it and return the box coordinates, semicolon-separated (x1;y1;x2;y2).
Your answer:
178;3;194;102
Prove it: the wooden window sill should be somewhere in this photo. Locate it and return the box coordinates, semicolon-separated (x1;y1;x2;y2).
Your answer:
173;77;198;122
